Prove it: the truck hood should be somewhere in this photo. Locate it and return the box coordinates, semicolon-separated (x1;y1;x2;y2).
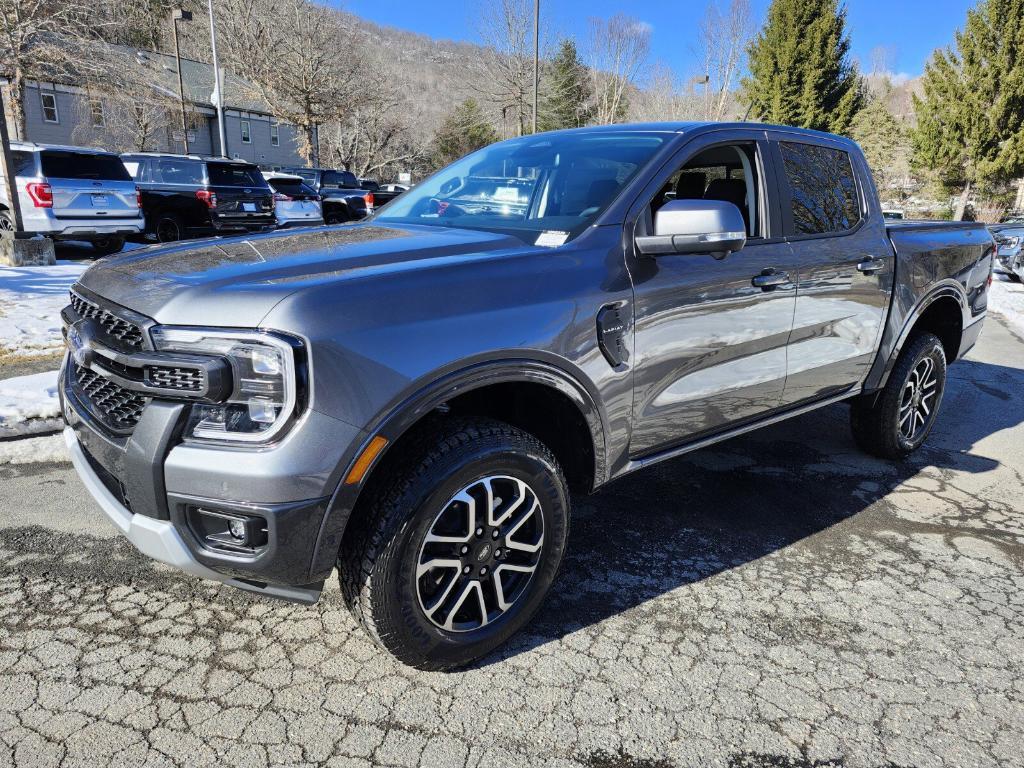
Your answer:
78;223;527;327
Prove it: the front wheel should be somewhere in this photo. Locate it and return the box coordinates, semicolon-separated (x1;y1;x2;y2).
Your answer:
850;332;948;459
339;419;569;670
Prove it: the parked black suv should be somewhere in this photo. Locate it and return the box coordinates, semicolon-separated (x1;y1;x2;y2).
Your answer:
122;153;275;242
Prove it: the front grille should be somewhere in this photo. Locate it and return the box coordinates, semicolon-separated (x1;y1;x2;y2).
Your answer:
69;291;145;349
146;365;203;392
73;364;149;433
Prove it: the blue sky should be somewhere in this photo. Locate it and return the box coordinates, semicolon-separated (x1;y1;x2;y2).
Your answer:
339;0;975;80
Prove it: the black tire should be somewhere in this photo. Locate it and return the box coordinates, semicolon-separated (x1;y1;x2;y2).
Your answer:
0;210;13;233
91;236;125;256
154;213;184;243
850;332;948;460
339;418;570;671
324;207;349;225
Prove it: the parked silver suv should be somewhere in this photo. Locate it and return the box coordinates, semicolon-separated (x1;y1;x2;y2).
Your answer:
0;142;143;255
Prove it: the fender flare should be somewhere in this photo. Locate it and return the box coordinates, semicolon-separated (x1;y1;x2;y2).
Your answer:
867;281;968;392
306;357;609;582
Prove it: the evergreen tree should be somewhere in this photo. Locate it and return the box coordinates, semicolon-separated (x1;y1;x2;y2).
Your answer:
912;0;1024;219
741;0;863;134
540;39;593;131
850;92;909;194
431;99;500;168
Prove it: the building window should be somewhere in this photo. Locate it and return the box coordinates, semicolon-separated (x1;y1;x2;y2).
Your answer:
90;99;104;128
270;123;279;147
40;92;59;123
240;119;251;144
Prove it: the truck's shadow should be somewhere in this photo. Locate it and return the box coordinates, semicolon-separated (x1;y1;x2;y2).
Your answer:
480;353;1024;666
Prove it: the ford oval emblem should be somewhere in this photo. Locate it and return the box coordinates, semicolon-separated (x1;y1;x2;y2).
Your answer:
68;325;93;367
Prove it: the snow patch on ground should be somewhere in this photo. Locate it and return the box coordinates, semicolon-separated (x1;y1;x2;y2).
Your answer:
0;370;60;431
0;433;68;465
989;275;1024;340
0;261;88;357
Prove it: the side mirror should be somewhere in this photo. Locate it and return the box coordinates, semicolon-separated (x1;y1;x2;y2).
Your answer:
636;199;747;257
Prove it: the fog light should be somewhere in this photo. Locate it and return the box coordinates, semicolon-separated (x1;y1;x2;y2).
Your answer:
186;506;269;552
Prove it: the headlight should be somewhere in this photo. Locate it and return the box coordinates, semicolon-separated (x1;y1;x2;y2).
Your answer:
998;236;1020;248
151;327;302;444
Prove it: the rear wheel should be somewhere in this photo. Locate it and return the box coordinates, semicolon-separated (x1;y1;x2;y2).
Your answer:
850;332;947;459
339;419;570;670
324;206;349;225
154;213;183;243
91;236;125;256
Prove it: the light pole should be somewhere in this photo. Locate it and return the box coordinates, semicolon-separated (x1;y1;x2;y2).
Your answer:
171;8;193;154
532;0;540;134
207;0;228;158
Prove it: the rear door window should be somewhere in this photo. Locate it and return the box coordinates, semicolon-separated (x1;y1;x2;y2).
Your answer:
207;163;268;187
321;170;359;188
40;151;131;181
779;142;860;235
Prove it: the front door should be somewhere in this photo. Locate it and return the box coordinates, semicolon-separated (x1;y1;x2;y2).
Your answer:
628;135;799;456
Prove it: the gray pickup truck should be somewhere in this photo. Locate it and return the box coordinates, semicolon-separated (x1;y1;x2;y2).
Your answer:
60;123;993;670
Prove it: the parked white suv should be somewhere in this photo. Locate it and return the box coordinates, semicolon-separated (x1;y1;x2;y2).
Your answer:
0;142;143;255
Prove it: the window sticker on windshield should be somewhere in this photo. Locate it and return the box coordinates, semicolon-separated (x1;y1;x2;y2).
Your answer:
536;231;569;247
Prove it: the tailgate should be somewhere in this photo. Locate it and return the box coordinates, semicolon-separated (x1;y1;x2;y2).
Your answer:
41;151;138;219
207;162;274;220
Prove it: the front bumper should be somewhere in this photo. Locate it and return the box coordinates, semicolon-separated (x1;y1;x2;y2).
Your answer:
64;426;324;603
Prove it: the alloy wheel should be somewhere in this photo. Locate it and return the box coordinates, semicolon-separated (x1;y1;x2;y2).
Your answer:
898;356;939;442
416;475;545;632
0;214;14;232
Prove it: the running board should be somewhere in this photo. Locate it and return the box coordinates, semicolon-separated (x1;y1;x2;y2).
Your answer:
228;578;325;605
625;390;856;472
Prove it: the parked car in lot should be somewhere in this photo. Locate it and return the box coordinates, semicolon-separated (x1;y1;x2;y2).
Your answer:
380;183;410;193
0;142;143;255
61;122;993;670
991;221;1024;281
121;153;275;242
279;167;369;223
262;172;324;228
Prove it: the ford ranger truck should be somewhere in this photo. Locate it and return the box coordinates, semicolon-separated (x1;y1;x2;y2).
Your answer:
60;123;993;670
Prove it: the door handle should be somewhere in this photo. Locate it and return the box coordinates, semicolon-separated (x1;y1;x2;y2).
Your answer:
751;269;790;291
857;256;884;274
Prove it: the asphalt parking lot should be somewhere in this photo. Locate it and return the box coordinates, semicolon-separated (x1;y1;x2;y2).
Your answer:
1;316;1023;768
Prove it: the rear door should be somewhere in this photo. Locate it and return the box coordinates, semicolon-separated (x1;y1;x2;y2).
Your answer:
628;131;800;455
41;151;137;219
770;135;891;405
206;162;274;223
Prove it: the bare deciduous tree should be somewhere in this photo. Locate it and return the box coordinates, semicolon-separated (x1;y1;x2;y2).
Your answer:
215;0;368;164
319;65;423;178
474;0;538;137
696;0;753;120
629;63;701;123
586;14;650;125
0;0;102;139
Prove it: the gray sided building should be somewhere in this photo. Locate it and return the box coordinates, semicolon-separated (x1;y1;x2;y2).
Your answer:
6;48;305;168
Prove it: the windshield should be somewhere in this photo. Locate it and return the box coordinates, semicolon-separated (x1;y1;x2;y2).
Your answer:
375;131;668;242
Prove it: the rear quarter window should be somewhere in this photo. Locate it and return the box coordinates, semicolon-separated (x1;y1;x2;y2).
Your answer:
153;159;204;185
779;142;861;235
40;151;131;181
207;163;268;188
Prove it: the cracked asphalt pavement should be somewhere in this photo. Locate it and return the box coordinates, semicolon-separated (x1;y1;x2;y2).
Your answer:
2;317;1024;768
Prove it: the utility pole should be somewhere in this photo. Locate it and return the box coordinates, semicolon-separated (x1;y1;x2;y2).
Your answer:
171;8;193;154
208;0;228;158
532;0;540;134
0;86;24;232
